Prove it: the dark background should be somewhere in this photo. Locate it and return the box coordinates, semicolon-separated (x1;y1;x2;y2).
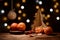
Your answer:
0;0;60;32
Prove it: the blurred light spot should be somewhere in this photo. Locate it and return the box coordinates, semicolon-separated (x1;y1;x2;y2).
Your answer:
54;5;57;8
50;8;53;12
55;2;59;6
41;8;44;12
47;14;50;18
26;19;30;23
22;13;26;17
4;23;8;26
56;17;60;20
3;17;7;21
16;3;20;7
55;9;59;13
7;26;10;29
45;17;48;20
1;10;5;14
18;17;21;20
22;0;26;3
18;10;22;14
46;22;49;25
4;2;8;6
38;1;42;5
36;5;39;9
21;5;24;9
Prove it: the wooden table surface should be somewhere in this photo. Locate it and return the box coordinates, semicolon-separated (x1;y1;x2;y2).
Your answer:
0;33;60;40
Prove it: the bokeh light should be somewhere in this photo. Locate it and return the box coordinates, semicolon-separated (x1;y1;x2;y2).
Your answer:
16;3;20;8
45;17;48;20
7;25;10;29
21;5;24;9
55;9;59;13
22;0;26;3
47;14;50;18
1;10;5;14
54;5;57;8
26;19;30;23
4;23;8;27
18;17;21;20
3;17;7;21
50;8;53;12
22;13;26;17
38;1;42;5
46;22;49;25
56;16;60;20
41;8;44;12
18;10;22;14
55;2;59;6
4;2;8;6
36;5;39;9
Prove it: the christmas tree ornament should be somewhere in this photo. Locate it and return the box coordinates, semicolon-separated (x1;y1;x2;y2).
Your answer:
7;0;17;20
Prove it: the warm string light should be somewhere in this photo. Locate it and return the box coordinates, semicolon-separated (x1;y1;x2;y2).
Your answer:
18;10;22;14
54;2;59;8
4;2;8;6
47;14;50;18
46;22;49;25
41;8;44;12
7;25;10;29
3;17;7;21
22;0;26;3
18;17;21;20
22;13;26;17
16;3;20;8
36;5;39;9
55;9;59;13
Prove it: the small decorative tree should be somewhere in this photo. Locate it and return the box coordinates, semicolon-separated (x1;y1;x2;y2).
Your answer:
31;8;46;32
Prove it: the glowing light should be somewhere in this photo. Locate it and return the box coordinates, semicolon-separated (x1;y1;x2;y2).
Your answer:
55;9;59;13
7;26;10;29
4;23;8;26
18;17;21;20
22;0;26;3
18;10;22;14
26;19;30;23
16;3;20;7
38;1;42;5
50;8;53;12
47;14;50;18
21;5;24;9
22;13;26;17
3;17;7;21
41;8;44;12
1;10;5;14
56;2;59;6
46;22;49;25
54;5;57;8
56;17;60;20
36;6;39;9
4;2;8;6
